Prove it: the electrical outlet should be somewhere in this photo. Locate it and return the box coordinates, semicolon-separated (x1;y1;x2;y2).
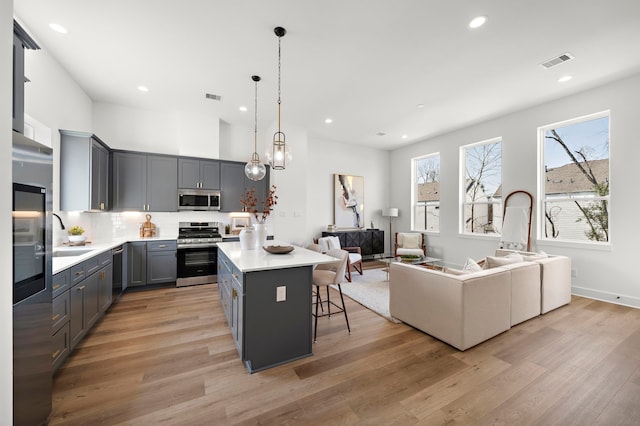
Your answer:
276;286;286;302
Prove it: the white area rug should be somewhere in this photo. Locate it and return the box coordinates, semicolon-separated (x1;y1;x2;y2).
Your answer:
331;268;401;323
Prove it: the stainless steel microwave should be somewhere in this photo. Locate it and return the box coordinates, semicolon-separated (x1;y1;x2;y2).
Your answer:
178;189;221;211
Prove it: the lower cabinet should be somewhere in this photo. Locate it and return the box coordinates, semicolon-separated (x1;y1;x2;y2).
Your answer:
53;250;113;372
128;240;177;286
217;249;312;373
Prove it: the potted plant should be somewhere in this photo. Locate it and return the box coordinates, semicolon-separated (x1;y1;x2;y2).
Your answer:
68;225;86;243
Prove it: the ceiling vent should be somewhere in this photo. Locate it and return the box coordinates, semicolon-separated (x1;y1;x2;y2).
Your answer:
205;93;222;101
540;52;574;69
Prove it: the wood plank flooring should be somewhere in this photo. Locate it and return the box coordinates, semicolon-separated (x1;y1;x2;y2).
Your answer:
50;262;640;425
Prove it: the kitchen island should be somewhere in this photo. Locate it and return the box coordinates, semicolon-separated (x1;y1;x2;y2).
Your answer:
216;241;334;373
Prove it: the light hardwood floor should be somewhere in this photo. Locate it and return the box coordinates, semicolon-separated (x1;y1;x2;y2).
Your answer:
51;263;640;425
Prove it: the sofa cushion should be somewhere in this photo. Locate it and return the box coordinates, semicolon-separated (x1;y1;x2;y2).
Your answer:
463;257;483;272
402;233;420;249
486;252;523;268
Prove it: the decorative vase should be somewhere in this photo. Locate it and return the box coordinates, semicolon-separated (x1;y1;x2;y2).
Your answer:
253;222;268;249
239;226;257;250
68;235;86;243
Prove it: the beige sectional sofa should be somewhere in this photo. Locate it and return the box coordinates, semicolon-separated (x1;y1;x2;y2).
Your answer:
389;250;571;351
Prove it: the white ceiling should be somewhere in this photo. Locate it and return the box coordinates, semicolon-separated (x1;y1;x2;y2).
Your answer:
14;0;640;150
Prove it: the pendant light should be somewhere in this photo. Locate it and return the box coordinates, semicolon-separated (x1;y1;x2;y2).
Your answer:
267;26;292;170
245;75;267;181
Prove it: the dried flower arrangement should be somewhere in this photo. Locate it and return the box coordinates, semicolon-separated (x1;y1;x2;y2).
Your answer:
240;185;278;223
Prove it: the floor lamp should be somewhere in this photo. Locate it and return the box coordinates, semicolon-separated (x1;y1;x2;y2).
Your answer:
382;208;399;257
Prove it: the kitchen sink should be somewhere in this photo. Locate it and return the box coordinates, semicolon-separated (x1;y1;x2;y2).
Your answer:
52;248;93;257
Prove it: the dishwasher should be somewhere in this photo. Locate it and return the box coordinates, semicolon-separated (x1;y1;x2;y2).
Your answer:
112;244;127;301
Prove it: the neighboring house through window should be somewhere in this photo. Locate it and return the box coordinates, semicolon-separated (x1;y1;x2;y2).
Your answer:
412;153;440;232
540;111;610;244
461;137;502;235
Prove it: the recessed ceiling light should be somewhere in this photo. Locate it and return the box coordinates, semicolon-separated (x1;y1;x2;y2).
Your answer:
468;16;487;29
137;86;149;92
49;23;68;34
558;75;573;83
376;132;386;136
416;103;425;109
325;118;333;124
239;106;248;112
401;134;408;139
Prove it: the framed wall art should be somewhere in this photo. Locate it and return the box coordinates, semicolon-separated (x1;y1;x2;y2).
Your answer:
334;174;364;229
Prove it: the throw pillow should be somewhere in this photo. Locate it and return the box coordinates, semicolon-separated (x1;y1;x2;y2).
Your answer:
317;237;331;252
328;236;341;250
486;252;524;268
402;233;420;249
463;257;483;273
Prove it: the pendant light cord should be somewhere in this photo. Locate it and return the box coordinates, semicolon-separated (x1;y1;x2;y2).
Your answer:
254;77;258;154
277;33;282;132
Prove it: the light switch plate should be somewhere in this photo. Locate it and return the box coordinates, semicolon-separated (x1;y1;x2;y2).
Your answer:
276;286;286;302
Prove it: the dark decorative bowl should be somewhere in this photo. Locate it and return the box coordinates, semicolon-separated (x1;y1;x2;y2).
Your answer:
263;245;294;254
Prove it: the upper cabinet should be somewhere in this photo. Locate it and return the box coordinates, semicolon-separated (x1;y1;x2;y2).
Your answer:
178;158;220;189
60;130;110;211
112;152;177;212
220;161;270;212
13;21;40;134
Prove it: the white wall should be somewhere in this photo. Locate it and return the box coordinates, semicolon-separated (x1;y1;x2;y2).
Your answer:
92;102;220;158
390;73;640;308
2;0;14;417
307;136;391;253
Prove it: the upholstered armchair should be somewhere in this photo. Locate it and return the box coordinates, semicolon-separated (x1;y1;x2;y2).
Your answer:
317;236;363;282
394;232;426;258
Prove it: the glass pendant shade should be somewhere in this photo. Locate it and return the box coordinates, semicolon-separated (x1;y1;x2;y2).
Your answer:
245;153;267;181
245;75;266;181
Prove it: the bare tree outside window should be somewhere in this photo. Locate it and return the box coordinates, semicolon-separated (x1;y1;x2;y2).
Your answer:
413;154;440;232
462;139;502;234
542;113;609;243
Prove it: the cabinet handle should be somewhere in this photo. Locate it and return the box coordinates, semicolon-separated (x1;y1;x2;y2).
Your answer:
100;202;105;210
232;288;237;299
53;284;60;290
52;314;60;321
158;244;167;248
52;349;60;359
77;285;85;291
100;271;105;279
75;271;84;277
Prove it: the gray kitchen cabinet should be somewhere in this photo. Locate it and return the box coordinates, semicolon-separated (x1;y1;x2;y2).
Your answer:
53;250;113;372
52;274;70;372
178;158;220;189
60;130;110;211
113;152;178;212
127;242;147;287
128;240;176;286
69;269;99;350
220;162;245;212
98;256;114;313
146;240;177;284
220;161;270;212
12;31;25;133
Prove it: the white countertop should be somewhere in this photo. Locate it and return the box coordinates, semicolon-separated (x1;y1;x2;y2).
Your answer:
217;240;335;273
52;236;177;274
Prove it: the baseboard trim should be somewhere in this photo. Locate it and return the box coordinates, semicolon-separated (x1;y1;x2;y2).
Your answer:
572;286;640;310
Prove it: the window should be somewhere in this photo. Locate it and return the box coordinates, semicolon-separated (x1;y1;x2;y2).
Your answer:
461;138;502;234
540;112;610;243
412;154;440;232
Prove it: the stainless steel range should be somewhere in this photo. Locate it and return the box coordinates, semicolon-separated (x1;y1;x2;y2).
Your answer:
176;222;222;287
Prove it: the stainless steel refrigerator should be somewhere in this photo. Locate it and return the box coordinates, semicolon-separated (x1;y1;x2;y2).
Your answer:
12;130;53;425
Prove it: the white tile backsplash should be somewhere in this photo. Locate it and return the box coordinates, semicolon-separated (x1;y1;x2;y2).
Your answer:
53;210;235;247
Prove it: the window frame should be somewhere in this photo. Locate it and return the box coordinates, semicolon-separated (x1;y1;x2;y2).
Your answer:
537;110;611;247
411;152;440;234
459;137;503;237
